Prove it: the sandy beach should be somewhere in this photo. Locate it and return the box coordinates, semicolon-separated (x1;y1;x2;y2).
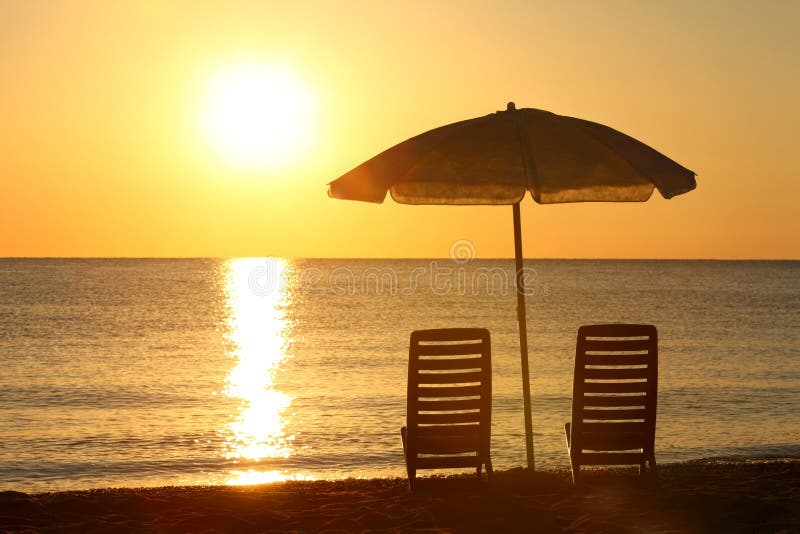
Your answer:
1;458;797;533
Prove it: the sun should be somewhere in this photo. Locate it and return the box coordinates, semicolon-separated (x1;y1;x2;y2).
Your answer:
201;61;315;169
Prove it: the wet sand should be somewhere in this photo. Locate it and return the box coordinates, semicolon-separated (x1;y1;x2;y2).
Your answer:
1;459;797;533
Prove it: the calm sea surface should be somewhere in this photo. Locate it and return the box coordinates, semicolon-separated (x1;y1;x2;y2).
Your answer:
1;258;798;492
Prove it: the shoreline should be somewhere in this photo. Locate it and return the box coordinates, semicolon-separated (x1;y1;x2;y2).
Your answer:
2;458;797;532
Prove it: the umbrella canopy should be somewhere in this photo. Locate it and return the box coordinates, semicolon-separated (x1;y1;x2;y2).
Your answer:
329;103;695;205
328;103;696;470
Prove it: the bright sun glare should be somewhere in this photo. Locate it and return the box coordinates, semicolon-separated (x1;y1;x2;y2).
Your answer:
202;62;314;169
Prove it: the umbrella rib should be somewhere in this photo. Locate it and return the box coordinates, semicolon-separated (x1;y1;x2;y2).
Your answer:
570;118;695;198
512;115;540;202
391;116;492;187
575;121;656;181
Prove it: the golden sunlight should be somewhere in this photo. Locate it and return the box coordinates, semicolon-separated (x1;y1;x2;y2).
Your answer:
222;258;303;483
201;62;315;169
227;470;314;486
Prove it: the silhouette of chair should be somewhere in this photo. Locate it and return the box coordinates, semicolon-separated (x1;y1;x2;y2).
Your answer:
401;328;493;490
565;324;658;483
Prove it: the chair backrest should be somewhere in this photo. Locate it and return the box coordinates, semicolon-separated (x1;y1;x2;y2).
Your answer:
406;328;491;468
571;324;658;462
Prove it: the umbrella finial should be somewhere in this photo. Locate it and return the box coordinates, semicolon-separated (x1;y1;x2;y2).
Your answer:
507;102;516;112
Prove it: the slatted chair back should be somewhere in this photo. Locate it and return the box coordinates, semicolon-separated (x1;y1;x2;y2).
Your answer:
566;324;658;482
401;328;492;489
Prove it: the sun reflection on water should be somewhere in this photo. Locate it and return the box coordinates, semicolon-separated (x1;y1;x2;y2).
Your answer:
227;469;315;486
221;258;302;483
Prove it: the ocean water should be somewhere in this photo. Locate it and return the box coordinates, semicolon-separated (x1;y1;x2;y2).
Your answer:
0;258;798;492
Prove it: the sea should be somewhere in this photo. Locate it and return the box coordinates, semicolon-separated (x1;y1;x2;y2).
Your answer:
1;258;798;492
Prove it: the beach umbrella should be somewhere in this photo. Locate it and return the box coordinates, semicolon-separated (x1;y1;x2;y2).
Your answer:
328;102;696;470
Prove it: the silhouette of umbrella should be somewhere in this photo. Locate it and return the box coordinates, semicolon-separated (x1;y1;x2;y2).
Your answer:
328;102;695;470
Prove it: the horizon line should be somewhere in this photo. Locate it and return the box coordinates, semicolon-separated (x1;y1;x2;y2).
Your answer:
1;256;798;262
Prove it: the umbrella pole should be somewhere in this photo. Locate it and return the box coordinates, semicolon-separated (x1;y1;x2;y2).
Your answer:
513;202;535;470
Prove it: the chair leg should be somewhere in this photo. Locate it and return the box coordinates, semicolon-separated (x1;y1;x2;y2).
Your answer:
408;469;416;491
564;423;579;484
570;462;580;484
485;460;493;482
476;464;482;478
401;426;415;491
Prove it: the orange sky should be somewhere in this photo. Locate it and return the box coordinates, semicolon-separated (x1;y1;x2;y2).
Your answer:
1;1;798;259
